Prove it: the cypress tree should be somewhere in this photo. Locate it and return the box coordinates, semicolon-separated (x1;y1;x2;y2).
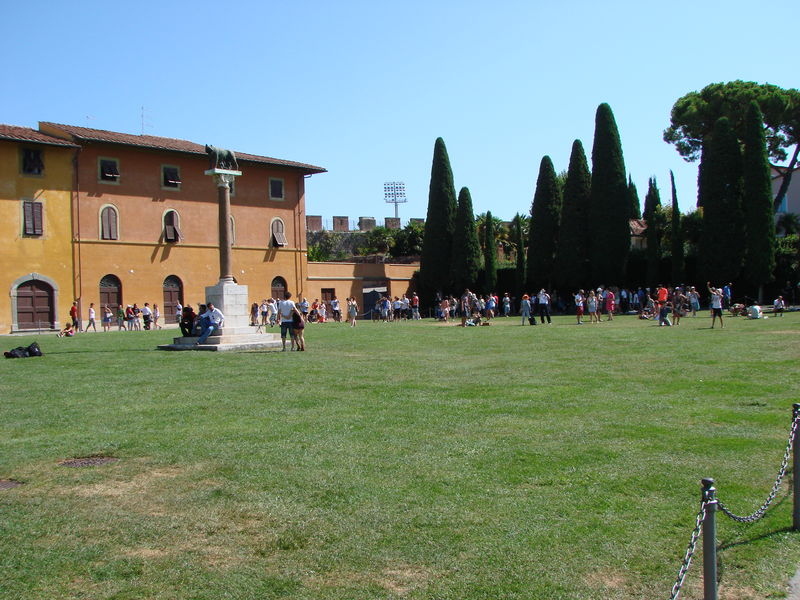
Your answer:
512;214;526;297
554;140;591;291
628;176;642;219
742;101;776;299
450;187;481;293
643;177;662;287
526;156;562;290
698;117;744;283
419;137;457;303
589;103;630;285
482;210;497;293
670;171;684;284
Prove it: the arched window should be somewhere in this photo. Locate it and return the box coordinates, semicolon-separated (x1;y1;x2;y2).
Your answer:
99;274;122;308
271;218;288;247
100;206;118;240
271;276;287;300
164;210;181;243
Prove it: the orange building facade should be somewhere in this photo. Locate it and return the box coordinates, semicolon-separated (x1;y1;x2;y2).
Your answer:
1;121;421;332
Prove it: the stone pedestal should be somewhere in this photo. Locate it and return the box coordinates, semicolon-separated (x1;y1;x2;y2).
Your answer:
204;280;250;332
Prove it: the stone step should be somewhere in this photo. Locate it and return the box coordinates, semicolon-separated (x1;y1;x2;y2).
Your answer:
158;332;283;352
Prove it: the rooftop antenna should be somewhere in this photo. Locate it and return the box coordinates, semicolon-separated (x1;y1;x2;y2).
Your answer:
384;181;407;219
140;106;153;135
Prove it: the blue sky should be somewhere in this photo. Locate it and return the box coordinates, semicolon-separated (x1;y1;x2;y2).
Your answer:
3;1;796;224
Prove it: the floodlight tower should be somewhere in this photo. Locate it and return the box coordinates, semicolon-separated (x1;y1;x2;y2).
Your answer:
384;181;407;219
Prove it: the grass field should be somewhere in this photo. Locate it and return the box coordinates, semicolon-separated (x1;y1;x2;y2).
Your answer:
1;312;799;599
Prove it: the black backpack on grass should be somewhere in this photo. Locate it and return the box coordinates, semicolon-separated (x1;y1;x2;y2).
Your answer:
4;342;43;359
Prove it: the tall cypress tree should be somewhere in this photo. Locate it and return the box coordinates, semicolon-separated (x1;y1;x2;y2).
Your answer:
643;177;662;287
589;103;630;285
512;214;526;297
670;171;684;284
742;101;776;300
554;140;591;291
628;176;642;219
526;156;562;290
419;137;457;303
698;117;744;283
450;187;481;294
482;210;497;293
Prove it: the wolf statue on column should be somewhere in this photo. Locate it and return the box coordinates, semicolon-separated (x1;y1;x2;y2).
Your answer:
205;145;239;171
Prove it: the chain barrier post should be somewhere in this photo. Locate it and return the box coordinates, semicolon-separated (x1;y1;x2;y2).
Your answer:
794;403;800;531
701;478;718;600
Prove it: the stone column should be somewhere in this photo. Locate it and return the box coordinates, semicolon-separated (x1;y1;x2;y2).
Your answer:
206;171;239;283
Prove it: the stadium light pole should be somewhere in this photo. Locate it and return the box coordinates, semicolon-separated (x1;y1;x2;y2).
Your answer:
384;181;407;219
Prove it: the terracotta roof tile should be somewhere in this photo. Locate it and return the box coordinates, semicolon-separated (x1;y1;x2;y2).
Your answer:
0;125;78;147
39;122;326;174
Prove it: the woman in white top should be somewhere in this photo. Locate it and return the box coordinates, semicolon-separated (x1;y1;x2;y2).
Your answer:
707;282;724;329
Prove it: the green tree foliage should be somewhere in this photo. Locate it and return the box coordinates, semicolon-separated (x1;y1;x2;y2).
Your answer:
589;103;630;285
742;101;776;292
698;117;745;282
363;226;395;254
628;176;642;219
390;221;425;258
420;137;457;302
669;171;684;283
450;187;482;293
777;213;800;236
482;210;498;293
554;140;591;291
643;177;663;286
512;213;527;297
526;156;562;289
664;80;800;210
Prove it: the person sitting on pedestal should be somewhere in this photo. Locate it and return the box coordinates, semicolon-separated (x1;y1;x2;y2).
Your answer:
180;306;196;337
196;303;224;344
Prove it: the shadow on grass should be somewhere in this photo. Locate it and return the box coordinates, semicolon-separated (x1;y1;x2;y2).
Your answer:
717;492;794;553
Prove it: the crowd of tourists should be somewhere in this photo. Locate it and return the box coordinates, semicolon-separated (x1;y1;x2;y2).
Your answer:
59;301;165;335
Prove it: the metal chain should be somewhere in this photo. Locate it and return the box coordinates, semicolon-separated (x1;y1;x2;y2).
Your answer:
717;414;799;523
668;501;707;600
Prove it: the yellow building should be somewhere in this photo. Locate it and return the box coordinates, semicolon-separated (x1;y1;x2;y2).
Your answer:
0;126;77;332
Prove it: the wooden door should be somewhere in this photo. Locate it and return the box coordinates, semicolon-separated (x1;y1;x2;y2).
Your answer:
16;280;53;329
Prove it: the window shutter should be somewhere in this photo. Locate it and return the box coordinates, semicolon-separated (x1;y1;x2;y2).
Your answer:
272;220;288;247
32;202;43;235
109;208;118;240
23;201;34;234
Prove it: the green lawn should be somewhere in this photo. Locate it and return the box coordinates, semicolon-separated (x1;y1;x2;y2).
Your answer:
1;313;799;599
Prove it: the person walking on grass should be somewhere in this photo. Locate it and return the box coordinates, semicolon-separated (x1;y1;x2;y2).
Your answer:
86;302;97;332
152;304;163;330
277;292;303;350
707;282;725;329
347;297;358;327
574;290;585;325
537;289;552;324
520;294;532;325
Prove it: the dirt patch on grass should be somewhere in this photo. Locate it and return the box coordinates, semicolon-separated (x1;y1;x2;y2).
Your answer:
59;456;119;468
306;564;431;595
0;479;23;490
75;468;181;498
585;569;627;590
719;583;761;599
378;566;430;595
123;547;170;559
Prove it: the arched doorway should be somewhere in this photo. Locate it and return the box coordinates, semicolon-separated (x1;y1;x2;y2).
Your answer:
99;274;122;310
16;280;54;330
163;275;183;323
271;276;287;300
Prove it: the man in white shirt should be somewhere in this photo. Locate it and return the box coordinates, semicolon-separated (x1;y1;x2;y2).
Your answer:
277;292;303;351
196;302;224;344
